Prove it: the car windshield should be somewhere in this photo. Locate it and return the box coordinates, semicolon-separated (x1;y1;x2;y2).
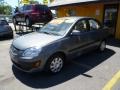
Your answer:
39;18;75;36
0;20;8;25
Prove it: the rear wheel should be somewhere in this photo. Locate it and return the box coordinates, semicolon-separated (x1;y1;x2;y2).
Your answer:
99;41;106;52
45;54;64;74
25;17;32;27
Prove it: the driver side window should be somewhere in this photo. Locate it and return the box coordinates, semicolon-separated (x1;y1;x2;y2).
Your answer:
73;20;87;33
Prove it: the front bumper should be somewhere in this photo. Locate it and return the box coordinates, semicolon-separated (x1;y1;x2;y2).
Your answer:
0;31;13;38
10;49;46;73
11;59;42;73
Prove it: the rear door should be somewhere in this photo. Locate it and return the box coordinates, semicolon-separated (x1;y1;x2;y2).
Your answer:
87;18;104;48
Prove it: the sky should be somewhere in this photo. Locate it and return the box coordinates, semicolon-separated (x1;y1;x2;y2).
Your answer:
4;0;43;7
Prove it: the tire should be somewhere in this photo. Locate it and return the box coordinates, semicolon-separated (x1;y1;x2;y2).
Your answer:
45;54;64;74
25;17;32;27
8;34;13;39
99;40;106;52
13;18;18;25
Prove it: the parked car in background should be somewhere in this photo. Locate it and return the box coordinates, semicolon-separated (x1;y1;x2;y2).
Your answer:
12;4;53;26
0;20;13;38
10;17;110;74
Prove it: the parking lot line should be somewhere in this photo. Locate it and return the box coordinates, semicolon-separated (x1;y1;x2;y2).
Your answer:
102;71;120;90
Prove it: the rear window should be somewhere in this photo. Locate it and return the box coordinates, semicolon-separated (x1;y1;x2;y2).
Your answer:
35;5;50;11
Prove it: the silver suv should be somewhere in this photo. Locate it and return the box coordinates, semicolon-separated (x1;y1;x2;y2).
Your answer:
10;17;109;73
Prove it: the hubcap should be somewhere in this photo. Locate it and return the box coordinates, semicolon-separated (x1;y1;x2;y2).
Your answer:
26;19;29;26
50;57;63;73
100;41;106;51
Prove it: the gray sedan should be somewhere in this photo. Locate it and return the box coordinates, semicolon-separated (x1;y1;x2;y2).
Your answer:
10;17;110;73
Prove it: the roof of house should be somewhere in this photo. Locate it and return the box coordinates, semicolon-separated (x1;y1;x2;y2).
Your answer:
49;0;119;8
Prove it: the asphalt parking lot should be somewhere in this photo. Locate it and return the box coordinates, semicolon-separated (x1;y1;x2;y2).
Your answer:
0;25;120;90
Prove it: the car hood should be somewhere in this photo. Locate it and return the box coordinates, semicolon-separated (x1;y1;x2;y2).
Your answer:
12;32;62;50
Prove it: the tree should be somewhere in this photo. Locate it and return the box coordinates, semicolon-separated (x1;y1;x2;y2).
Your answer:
4;5;12;15
0;4;12;15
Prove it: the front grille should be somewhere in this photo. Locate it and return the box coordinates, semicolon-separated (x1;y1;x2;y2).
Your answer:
12;60;33;71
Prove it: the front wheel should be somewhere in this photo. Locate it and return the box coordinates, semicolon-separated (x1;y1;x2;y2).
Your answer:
13;18;18;25
99;41;106;52
45;54;64;74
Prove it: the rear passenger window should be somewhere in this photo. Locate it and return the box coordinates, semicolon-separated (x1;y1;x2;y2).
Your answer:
89;19;100;30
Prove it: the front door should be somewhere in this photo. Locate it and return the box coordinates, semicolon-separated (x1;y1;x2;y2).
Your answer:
103;4;118;36
67;19;90;56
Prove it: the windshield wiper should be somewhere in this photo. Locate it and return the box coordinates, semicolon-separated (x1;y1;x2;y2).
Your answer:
40;31;60;36
50;32;60;36
40;31;51;35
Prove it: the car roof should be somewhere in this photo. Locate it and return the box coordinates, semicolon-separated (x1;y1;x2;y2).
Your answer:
56;16;94;21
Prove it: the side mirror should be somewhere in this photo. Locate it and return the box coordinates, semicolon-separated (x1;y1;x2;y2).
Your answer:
71;30;81;36
71;29;87;36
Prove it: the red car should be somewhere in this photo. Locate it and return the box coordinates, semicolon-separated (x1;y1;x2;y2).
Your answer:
12;4;53;26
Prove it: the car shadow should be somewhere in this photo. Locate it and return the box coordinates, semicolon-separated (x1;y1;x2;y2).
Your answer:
107;37;120;48
0;37;13;41
12;48;115;89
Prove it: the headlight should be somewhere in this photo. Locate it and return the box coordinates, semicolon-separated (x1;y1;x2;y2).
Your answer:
22;47;42;58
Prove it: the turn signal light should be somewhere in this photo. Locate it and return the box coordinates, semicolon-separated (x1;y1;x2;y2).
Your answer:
32;61;41;68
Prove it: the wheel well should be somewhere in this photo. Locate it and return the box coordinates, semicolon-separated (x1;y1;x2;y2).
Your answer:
50;52;66;60
44;52;66;72
25;16;29;20
101;39;106;44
